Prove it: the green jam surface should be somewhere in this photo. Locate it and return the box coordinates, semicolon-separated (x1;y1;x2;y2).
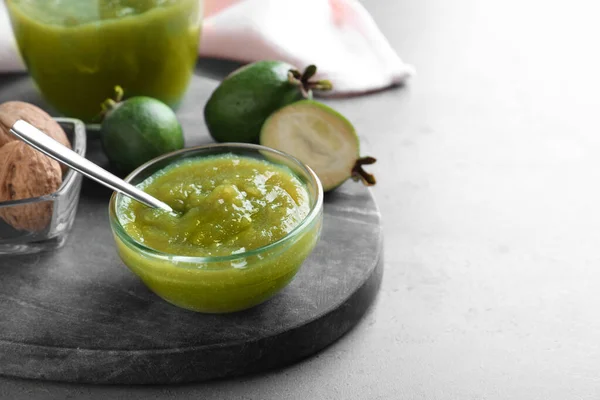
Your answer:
118;154;311;258
6;0;201;122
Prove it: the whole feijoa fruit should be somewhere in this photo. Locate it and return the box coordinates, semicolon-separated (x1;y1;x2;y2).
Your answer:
204;61;332;144
100;86;184;174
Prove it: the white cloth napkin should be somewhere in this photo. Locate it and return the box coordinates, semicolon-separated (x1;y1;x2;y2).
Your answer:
0;0;414;96
0;5;24;73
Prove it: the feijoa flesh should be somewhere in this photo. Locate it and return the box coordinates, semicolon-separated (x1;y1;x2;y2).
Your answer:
259;100;376;191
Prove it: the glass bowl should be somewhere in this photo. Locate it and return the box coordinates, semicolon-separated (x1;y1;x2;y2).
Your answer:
109;144;324;314
0;118;86;254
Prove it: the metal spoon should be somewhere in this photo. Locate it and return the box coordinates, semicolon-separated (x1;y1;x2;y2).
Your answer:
10;119;174;213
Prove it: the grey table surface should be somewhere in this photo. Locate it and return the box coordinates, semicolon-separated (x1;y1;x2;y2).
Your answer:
2;0;600;398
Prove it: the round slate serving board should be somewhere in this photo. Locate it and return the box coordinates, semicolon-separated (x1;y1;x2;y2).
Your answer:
0;73;383;384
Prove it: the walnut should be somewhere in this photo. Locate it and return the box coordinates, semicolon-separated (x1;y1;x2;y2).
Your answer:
0;101;71;175
0;141;63;232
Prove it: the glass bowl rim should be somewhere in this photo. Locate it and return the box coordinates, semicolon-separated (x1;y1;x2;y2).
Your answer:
109;142;324;265
0;117;87;208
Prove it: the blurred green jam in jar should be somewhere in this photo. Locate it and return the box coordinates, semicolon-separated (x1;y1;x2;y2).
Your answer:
6;0;202;122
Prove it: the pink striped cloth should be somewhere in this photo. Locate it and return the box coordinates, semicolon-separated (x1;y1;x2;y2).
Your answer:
0;0;414;96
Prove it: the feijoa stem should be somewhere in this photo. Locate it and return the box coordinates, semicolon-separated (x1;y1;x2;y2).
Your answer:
94;85;124;122
288;65;333;98
351;156;377;186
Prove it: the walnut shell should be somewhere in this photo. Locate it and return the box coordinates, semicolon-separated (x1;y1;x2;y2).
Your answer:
0;141;62;232
0;101;71;174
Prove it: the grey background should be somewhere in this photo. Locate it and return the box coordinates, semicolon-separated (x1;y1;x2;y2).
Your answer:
2;0;600;398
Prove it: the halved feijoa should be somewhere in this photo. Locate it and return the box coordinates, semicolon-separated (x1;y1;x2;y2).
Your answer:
259;100;376;191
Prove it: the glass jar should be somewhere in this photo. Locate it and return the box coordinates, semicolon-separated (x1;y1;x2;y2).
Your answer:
5;0;202;123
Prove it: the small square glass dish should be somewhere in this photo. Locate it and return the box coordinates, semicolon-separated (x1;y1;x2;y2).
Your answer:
0;118;86;255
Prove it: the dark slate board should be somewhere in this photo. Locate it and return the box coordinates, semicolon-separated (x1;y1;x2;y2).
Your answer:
0;73;383;384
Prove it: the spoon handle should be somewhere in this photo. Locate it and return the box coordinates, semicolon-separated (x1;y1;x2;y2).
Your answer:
10;119;173;213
